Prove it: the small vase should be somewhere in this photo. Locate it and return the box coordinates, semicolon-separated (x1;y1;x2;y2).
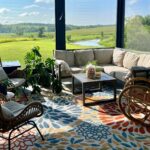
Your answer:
86;64;96;79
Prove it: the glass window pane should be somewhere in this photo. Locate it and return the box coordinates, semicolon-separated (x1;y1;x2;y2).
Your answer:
65;0;117;49
125;0;150;52
0;0;55;68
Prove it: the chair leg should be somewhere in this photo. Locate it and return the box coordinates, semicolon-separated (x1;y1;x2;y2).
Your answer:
29;121;44;141
8;138;11;150
8;129;14;150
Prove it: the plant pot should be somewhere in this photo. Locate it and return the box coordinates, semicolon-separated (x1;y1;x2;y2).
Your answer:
0;84;7;95
52;79;62;94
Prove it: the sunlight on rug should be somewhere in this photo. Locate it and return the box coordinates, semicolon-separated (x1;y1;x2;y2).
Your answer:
1;89;150;150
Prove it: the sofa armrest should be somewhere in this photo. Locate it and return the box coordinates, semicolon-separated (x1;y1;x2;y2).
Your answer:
131;66;150;78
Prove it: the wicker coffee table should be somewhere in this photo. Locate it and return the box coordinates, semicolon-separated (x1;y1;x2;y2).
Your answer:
72;72;116;106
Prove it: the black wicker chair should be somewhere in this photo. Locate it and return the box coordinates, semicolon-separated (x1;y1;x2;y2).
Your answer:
0;93;44;150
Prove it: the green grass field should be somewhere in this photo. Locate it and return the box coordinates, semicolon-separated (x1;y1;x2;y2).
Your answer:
0;25;116;68
0;39;86;68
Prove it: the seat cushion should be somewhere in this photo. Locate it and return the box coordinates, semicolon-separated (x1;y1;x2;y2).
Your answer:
102;64;129;81
113;48;126;67
71;67;83;74
10;78;25;88
2;101;25;115
74;50;94;67
137;54;150;67
1;105;14;119
0;67;8;81
55;50;74;67
123;52;139;69
93;49;113;64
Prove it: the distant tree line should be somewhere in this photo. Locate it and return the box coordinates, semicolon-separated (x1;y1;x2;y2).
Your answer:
0;23;55;34
0;23;111;34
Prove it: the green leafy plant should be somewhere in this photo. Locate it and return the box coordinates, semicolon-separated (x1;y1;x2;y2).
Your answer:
87;60;97;66
24;46;62;94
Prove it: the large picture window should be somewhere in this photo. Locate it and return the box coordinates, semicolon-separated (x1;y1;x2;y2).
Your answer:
65;0;117;49
0;0;55;68
125;0;150;52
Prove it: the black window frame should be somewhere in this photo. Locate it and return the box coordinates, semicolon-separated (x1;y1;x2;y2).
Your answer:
55;0;125;50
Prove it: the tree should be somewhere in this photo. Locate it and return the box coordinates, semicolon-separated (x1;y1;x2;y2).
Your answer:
101;31;104;40
66;35;71;42
38;27;45;38
16;27;24;36
125;15;150;51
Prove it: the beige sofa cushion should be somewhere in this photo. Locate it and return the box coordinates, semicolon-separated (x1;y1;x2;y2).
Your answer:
102;64;129;81
55;50;74;67
123;52;139;69
74;50;94;67
71;67;83;74
137;54;150;67
93;49;113;64
113;48;126;67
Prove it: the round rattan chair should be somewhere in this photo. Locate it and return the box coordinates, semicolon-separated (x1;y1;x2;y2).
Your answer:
118;77;150;126
0;93;44;150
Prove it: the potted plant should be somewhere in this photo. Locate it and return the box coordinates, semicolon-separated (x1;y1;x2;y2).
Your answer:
24;46;62;94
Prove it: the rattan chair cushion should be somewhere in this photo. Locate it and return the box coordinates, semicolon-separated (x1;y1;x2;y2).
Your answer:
2;101;25;115
10;78;25;88
1;105;14;119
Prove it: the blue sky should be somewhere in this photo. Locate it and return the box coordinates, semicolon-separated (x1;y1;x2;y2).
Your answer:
0;0;149;25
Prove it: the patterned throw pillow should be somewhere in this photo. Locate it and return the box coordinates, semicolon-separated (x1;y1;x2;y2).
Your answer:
113;48;126;67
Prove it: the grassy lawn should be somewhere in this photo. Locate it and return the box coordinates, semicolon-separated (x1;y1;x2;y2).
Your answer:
0;39;85;68
0;25;116;68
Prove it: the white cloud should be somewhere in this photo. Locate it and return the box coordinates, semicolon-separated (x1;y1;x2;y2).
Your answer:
35;0;53;4
24;4;39;9
0;8;10;14
128;0;139;5
19;12;39;17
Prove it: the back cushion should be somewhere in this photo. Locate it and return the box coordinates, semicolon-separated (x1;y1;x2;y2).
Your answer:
113;48;126;67
93;49;113;64
55;50;74;67
74;50;94;66
137;54;150;67
123;52;139;69
0;67;8;81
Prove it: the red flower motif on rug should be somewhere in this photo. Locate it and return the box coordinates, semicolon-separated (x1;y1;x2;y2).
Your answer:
99;102;150;134
0;127;37;150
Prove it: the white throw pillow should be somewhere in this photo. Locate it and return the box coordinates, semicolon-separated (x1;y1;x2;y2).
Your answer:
113;48;126;67
55;59;71;77
1;105;14;119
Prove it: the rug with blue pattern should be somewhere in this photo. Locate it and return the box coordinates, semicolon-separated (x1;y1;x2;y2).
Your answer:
1;90;150;150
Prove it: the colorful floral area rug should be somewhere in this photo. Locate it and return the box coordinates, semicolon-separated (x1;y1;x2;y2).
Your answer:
1;89;150;150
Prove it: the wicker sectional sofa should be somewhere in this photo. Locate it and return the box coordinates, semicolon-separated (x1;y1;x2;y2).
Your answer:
54;48;150;82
